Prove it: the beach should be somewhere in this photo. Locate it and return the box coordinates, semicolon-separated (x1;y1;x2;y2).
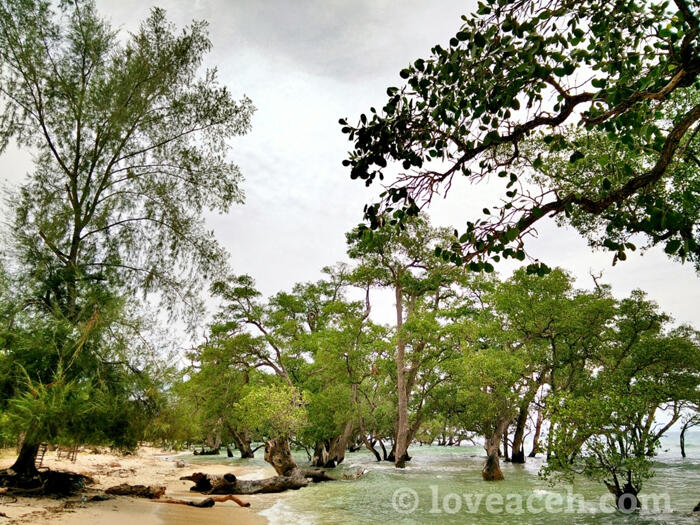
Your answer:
0;447;271;525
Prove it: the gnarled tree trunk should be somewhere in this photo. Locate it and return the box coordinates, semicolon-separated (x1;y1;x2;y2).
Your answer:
264;437;298;477
230;429;254;459
482;418;509;481
326;421;354;467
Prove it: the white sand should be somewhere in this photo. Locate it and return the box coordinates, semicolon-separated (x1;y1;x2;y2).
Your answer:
0;447;272;524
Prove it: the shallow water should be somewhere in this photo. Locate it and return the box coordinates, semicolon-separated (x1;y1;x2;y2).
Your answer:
186;431;700;524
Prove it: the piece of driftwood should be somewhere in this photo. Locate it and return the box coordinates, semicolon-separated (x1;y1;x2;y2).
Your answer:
105;483;166;499
152;494;250;508
342;468;369;480
181;472;312;495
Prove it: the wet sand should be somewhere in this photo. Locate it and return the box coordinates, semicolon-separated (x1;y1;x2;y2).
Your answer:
0;447;271;524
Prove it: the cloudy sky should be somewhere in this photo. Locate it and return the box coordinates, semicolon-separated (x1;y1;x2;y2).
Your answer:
2;0;698;327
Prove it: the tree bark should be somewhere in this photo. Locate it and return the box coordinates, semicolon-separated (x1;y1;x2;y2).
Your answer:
9;442;40;478
482;418;509;481
511;402;530;463
182;472;309;494
680;421;688;459
264;437;298;477
181;469;335;495
528;406;543;458
105;484;166;499
362;436;382;462
230;429;254;459
394;284;409;469
378;439;388;460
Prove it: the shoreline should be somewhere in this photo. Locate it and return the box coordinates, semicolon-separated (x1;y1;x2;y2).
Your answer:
0;447;273;524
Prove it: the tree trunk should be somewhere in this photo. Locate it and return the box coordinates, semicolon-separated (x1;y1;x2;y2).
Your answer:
546;419;555;460
181;467;336;495
230;430;254;459
378;439;388;461
604;477;640;511
105;484;166;499
264;437;298;477
205;432;221;451
387;442;411;464
680;422;688;459
482;419;508;481
394;285;409;469
362;436;382;462
9;442;40;478
511;403;529;463
312;441;329;468
326;421;354;467
528;406;543;458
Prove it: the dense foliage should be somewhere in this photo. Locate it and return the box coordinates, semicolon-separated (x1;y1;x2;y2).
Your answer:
342;0;700;273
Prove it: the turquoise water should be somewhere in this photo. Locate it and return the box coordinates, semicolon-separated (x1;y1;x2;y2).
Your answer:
186;431;700;524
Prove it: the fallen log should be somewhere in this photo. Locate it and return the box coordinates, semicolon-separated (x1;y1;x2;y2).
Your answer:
298;468;337;482
180;472;308;494
105;483;166;499
152;494;250;508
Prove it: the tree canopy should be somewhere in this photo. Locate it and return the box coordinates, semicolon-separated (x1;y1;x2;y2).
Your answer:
342;0;700;273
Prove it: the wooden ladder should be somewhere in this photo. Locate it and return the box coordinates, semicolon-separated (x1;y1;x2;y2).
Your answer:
35;443;48;471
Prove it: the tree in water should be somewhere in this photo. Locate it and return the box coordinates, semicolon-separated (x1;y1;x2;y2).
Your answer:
347;216;464;468
543;292;700;510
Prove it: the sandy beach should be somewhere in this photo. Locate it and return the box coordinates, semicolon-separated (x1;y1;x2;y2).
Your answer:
0;447;272;525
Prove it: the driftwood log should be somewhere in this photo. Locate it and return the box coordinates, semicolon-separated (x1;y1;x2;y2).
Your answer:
152;494;250;508
180;469;336;495
105;483;166;499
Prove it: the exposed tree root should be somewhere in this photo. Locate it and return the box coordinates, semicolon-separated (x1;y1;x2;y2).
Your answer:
0;469;93;496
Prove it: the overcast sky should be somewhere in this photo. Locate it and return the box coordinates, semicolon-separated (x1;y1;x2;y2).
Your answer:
1;0;698;328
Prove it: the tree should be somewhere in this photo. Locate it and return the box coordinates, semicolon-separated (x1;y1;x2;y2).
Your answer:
543;292;700;510
342;0;700;272
680;407;699;458
347;216;463;467
490;268;615;463
0;0;254;320
0;0;253;482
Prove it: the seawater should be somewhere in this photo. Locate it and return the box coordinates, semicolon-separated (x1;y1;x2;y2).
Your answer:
187;431;700;524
